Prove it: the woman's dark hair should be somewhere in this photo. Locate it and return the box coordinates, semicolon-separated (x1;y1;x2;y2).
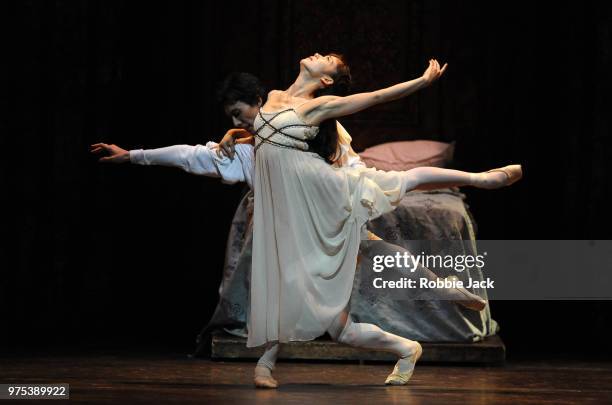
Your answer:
306;53;352;164
217;72;267;107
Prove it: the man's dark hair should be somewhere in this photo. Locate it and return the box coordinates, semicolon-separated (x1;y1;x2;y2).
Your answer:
217;72;266;107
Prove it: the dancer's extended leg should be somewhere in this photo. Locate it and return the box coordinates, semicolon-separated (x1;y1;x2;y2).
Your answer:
402;165;522;192
254;342;280;388
327;310;422;385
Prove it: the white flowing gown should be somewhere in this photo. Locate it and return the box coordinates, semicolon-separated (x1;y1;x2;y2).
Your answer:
248;108;409;347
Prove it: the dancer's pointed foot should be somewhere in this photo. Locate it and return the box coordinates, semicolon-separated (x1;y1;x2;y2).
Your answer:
474;164;523;189
446;276;487;311
453;289;487;311
385;341;422;385
486;164;523;186
254;365;278;389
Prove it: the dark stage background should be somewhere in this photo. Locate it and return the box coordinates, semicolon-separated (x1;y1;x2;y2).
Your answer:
2;0;611;359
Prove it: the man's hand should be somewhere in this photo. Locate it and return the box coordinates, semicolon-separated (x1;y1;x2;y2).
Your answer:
90;143;130;163
422;59;448;86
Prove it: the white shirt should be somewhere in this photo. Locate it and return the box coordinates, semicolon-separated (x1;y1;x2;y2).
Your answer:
129;121;364;189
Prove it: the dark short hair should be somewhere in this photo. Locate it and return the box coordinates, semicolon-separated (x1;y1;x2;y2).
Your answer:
324;53;352;97
216;72;266;107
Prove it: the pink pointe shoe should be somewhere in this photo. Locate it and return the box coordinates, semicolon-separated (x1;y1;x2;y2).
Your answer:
446;276;487;311
385;341;423;385
454;289;487;311
254;365;279;389
481;164;523;189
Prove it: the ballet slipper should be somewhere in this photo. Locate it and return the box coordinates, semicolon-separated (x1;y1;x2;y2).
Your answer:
446;275;487;311
453;288;487;311
480;164;523;189
254;365;279;389
384;341;422;385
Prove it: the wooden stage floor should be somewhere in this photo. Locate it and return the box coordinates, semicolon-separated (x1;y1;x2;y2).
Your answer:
1;353;611;404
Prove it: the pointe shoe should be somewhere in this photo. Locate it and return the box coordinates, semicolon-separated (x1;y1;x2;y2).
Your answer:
446;276;487;311
482;164;523;189
254;365;279;389
384;341;423;385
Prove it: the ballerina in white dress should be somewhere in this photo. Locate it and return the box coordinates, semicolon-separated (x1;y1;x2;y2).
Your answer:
244;54;521;388
91;68;512;388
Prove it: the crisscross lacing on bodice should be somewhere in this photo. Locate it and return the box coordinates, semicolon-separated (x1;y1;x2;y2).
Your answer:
253;108;319;153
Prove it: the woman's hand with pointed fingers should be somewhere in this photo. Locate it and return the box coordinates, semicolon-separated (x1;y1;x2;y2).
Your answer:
218;128;252;159
235;135;255;145
422;58;448;86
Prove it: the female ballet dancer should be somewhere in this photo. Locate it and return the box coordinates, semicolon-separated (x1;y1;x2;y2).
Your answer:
90;69;486;299
240;53;521;388
91;69;486;309
91;69;498;387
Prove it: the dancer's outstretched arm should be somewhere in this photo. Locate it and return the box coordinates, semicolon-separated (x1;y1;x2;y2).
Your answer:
301;59;447;125
90;132;255;187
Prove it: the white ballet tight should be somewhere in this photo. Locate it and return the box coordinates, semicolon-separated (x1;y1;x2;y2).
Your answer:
326;310;417;358
256;341;280;370
255;309;419;379
401;166;507;192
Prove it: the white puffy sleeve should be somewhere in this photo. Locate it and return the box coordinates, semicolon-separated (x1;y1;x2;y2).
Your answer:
333;121;366;169
129;142;255;189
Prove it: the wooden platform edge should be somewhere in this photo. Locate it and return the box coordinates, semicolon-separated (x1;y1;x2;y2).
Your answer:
211;332;506;364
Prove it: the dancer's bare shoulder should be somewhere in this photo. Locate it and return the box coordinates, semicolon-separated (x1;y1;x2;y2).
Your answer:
262;90;290;111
